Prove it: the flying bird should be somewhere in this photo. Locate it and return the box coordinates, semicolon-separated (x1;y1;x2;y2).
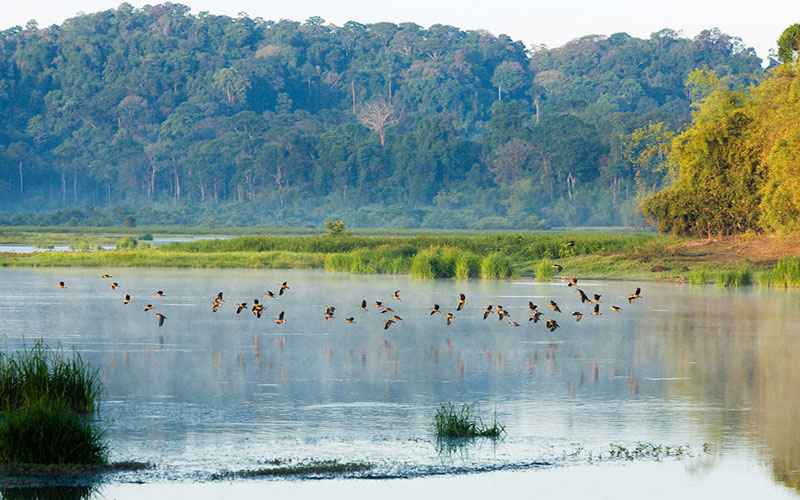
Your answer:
100;274;111;279
456;294;467;311
591;304;602;316
592;294;602;304
508;320;521;327
153;291;165;297
609;305;622;313
564;240;575;247
345;317;355;324
383;319;396;330
430;304;441;315
525;302;538;312
529;311;543;323
548;300;562;313
57;281;67;289
576;289;591;303
627;287;642;304
236;303;248;314
546;319;560;331
483;305;494;319
572;311;583;322
278;282;290;295
265;290;276;298
122;294;132;304
552;264;563;272
445;313;455;326
359;300;369;311
393;290;401;301
567;277;578;287
143;304;153;311
109;282;119;290
274;311;286;324
215;292;224;303
155;313;166;327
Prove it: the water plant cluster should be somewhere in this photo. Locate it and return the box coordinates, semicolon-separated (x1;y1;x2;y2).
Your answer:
211;460;373;480
433;403;504;438
0;340;107;466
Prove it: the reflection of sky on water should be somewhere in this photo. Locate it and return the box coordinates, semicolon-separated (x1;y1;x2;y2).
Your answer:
0;267;799;496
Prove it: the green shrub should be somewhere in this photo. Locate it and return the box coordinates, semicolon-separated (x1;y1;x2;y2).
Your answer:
138;233;154;241
115;236;137;250
480;253;511;279
716;265;753;287
688;270;708;284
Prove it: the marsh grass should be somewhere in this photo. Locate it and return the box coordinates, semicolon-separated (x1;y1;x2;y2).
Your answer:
535;259;554;281
454;253;481;278
0;340;103;413
433;403;504;438
687;270;708;284
211;460;372;479
716;265;754;287
759;257;800;287
480;253;512;279
607;442;689;460
0;400;107;465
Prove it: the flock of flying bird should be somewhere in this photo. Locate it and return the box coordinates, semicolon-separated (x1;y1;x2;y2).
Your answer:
54;243;644;333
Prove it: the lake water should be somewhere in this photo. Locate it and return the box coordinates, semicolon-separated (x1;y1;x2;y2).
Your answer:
0;267;798;498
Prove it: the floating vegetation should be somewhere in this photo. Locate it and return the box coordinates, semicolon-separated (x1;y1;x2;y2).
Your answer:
606;442;691;460
433;403;504;438
211;460;372;479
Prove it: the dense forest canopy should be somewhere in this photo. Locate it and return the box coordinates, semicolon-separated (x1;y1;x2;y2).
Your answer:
0;3;764;228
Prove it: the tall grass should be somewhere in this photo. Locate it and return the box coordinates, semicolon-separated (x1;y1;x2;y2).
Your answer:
0;340;103;413
0;340;108;466
759;257;800;287
535;259;554;281
454;253;481;278
433;403;504;438
480;253;512;279
687;270;708;284
0;400;108;465
716;265;753;287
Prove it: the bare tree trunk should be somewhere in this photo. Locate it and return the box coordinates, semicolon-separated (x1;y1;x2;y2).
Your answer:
73;167;77;203
200;183;205;201
351;80;356;114
498;86;502;101
61;169;66;205
533;96;540;124
175;170;181;200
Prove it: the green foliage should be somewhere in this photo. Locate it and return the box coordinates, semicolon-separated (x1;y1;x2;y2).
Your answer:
480;253;512;279
115;236;138;250
645;60;800;236
324;220;349;237
138;233;154;241
778;24;800;64
433;403;504;438
0;8;764;229
0;400;108;465
687;270;708;284
758;257;800;287
410;247;458;279
454;253;481;278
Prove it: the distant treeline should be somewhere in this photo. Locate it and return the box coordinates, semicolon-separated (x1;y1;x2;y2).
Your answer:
0;4;763;228
643;24;800;236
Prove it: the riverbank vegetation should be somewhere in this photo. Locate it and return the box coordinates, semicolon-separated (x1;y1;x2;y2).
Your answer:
433;403;504;438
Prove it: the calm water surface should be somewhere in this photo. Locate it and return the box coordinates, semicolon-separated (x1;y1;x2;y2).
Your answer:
0;268;798;498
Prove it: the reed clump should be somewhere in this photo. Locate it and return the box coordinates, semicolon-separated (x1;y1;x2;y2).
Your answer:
480;253;512;279
535;259;554;281
759;257;800;287
433;403;504;438
0;340;107;466
716;265;754;287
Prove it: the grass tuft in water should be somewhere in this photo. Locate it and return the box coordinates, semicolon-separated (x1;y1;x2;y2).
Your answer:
0;339;103;413
0;399;108;465
433;403;504;438
687;270;708;284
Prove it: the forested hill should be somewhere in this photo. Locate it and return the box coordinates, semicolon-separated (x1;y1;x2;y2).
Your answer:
0;4;763;228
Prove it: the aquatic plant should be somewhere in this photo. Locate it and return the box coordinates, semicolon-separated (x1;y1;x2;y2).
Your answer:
0;340;103;413
433;403;504;438
0;399;108;465
454;252;481;278
115;236;137;250
535;259;554;281
480;253;512;279
716;265;753;287
687;270;708;284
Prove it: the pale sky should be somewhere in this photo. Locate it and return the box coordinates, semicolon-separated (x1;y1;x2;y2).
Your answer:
1;0;794;63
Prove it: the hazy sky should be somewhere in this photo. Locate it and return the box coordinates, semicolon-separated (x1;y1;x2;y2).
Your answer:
1;0;793;63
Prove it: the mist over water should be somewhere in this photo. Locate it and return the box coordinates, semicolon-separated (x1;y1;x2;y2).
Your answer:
1;268;798;496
